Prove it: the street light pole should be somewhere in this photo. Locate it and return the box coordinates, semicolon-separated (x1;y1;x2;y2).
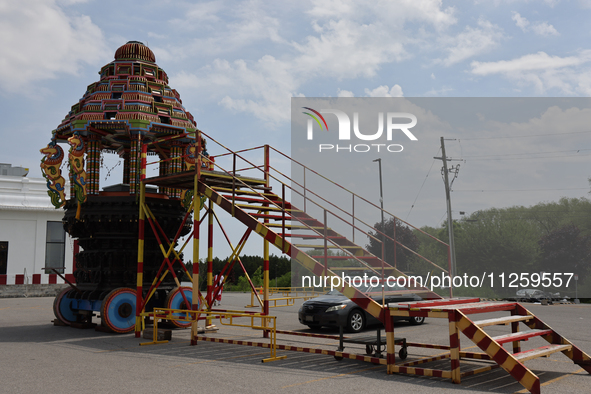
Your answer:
372;158;385;263
373;158;386;348
373;158;385;306
373;158;384;222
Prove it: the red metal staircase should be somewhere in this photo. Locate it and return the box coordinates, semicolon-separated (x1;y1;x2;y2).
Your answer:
139;135;590;393
389;298;591;393
144;133;447;324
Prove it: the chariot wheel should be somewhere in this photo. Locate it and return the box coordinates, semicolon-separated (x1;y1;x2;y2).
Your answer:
101;288;136;333
165;286;194;328
53;288;77;325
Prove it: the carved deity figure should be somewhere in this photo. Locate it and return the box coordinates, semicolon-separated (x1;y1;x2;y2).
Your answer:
67;132;88;204
40;140;67;208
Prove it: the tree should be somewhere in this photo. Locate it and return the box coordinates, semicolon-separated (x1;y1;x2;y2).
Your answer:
415;225;453;273
454;208;540;277
527;198;591;237
206;254;291;286
538;224;591;282
366;217;419;270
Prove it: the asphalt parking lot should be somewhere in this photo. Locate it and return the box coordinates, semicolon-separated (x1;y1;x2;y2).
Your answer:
1;294;589;394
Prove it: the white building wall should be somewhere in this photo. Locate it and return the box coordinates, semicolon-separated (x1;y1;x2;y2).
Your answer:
0;174;74;284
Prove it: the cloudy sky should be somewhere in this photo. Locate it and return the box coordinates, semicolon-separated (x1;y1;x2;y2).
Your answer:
1;0;590;259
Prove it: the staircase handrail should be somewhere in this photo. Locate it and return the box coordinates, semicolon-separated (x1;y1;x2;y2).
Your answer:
199;131;449;276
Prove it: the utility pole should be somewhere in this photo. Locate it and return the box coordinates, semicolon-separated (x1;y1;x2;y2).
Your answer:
434;137;458;278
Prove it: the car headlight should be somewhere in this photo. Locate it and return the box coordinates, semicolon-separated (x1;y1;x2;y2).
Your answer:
325;304;347;312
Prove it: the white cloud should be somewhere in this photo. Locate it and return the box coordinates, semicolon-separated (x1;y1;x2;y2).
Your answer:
472;51;591;74
291;19;408;80
168;1;223;26
306;0;358;19
157;0;285;62
438;18;504;66
337;89;355;97
477;0;560;6
471;51;591;94
170;0;457;123
424;86;453;96
531;22;559;36
0;0;109;94
175;55;300;124
364;84;404;97
511;11;529;31
307;0;457;31
56;0;89;4
511;12;559;36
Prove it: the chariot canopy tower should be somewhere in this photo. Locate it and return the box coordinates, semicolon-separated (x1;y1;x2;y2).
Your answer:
51;40;200;198
41;41;205;332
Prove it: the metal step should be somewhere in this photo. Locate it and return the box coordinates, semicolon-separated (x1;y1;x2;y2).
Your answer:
491;329;553;344
220;194;285;204
287;234;347;240
264;223;330;230
235;204;299;212
293;244;363;249
473;315;533;327
211;186;273;195
514;344;572;362
250;213;292;220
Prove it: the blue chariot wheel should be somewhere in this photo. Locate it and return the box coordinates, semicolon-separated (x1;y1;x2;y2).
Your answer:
53;288;77;325
101;287;136;333
165;287;194;328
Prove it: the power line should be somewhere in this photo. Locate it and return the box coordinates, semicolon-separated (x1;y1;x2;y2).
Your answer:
406;147;440;221
463;153;591;161
438;211;447;225
458;188;588;192
461;148;591;159
461;214;591;221
460;130;591;140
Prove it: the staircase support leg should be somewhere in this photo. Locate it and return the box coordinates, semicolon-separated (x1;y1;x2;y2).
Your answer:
385;309;396;373
191;181;201;346
263;143;270;339
511;308;521;354
206;200;214;327
449;311;461;383
263;238;269;338
135;178;146;338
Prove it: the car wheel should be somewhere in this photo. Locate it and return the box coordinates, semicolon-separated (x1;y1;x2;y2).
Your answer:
408;316;425;325
306;324;321;330
347;310;365;333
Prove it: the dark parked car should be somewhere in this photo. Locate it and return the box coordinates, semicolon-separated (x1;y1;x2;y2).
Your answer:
298;283;425;333
515;289;557;304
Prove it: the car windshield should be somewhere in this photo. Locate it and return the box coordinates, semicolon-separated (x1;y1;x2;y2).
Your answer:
366;282;407;293
325;281;407;296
